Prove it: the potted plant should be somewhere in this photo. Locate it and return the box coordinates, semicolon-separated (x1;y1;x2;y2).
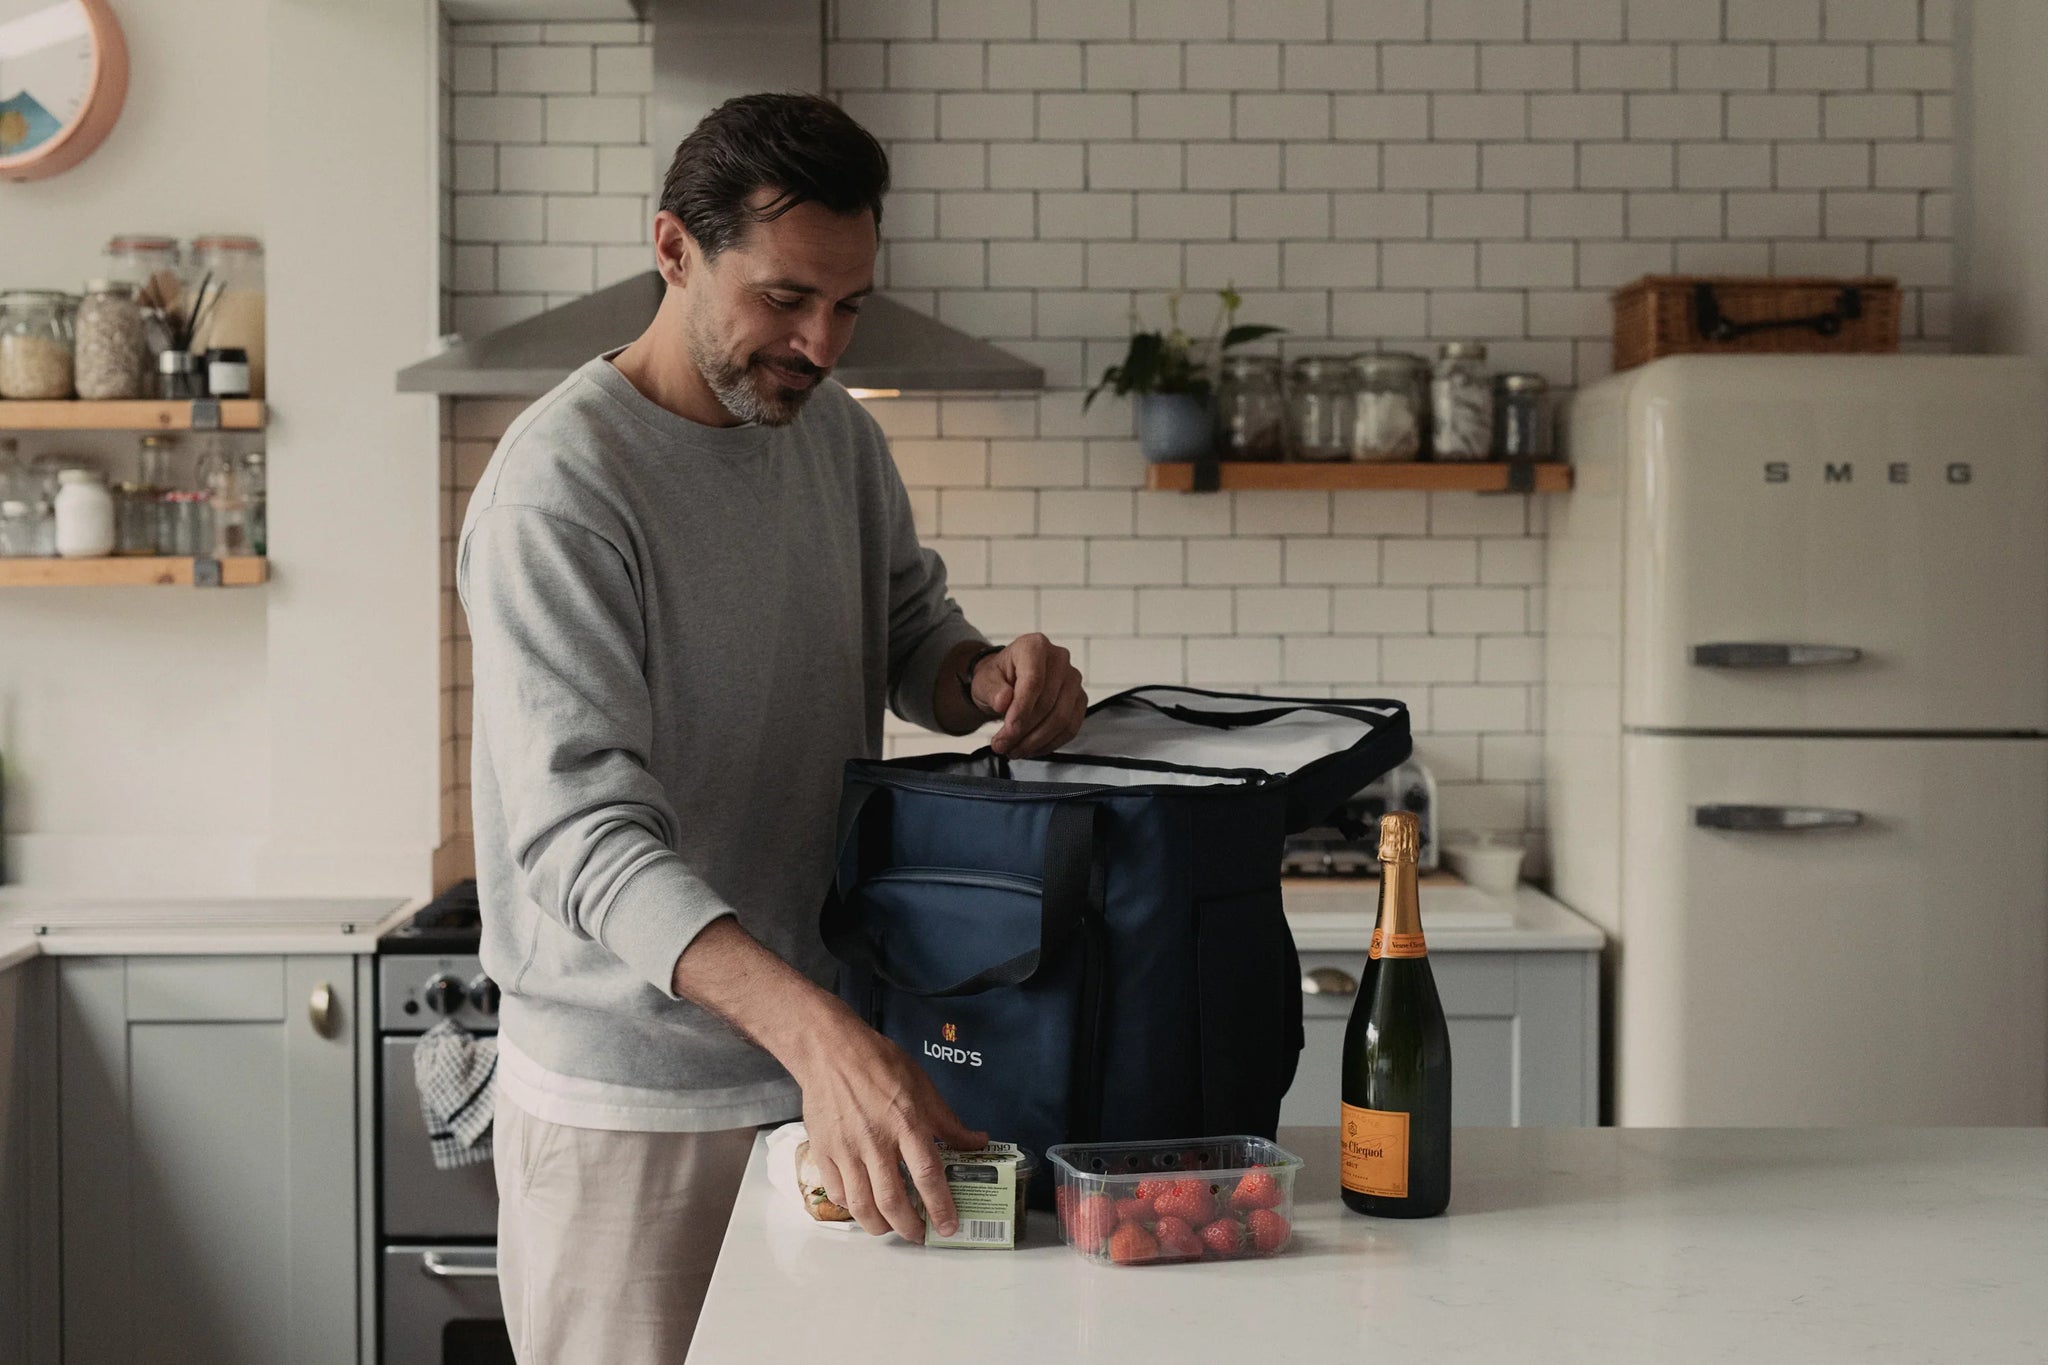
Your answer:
1084;287;1284;462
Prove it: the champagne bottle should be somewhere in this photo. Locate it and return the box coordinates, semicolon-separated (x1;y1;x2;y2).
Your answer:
1340;811;1451;1217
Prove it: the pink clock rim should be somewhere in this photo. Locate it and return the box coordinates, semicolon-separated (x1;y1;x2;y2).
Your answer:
0;0;130;181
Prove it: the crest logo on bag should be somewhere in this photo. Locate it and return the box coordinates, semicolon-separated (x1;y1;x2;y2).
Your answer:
924;1023;982;1068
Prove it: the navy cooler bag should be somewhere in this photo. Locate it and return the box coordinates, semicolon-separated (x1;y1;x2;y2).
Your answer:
820;685;1411;1199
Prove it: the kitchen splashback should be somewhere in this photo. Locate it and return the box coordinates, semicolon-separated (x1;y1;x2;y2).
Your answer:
434;0;1955;875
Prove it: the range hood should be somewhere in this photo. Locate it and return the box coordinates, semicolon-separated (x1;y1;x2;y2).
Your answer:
399;0;1043;398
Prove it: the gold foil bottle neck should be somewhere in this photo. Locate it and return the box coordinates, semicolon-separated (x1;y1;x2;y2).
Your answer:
1377;811;1420;864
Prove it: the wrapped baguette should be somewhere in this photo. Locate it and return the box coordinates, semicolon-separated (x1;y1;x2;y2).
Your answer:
795;1139;854;1222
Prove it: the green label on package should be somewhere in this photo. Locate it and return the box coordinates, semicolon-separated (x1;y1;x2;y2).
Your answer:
922;1141;1024;1250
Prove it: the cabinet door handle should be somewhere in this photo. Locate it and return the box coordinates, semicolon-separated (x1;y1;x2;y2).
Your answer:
1694;804;1864;832
1301;966;1357;997
1691;642;1862;668
308;983;337;1037
420;1251;499;1280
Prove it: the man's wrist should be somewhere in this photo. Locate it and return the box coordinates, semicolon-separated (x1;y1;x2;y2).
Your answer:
958;642;1004;715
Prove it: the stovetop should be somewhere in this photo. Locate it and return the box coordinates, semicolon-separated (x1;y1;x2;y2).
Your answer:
379;879;482;955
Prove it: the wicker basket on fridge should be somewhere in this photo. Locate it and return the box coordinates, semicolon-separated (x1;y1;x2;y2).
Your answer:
1611;275;1900;371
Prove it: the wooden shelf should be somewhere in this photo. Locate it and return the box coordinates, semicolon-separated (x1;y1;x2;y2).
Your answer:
0;556;268;587
0;399;266;432
1146;460;1572;493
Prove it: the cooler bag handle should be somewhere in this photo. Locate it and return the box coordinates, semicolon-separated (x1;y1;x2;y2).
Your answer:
820;789;1106;999
1129;696;1391;730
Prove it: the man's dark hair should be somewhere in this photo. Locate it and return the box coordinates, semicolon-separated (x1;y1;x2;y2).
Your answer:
660;93;890;259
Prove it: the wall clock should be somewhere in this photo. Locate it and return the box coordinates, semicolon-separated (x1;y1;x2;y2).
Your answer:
0;0;128;182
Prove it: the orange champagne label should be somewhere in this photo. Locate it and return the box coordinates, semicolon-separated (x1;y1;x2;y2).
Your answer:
1368;929;1428;960
1340;1103;1409;1198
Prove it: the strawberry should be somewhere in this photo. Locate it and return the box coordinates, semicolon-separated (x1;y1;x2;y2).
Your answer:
1198;1217;1245;1257
1247;1208;1292;1253
1153;1214;1204;1260
1115;1196;1156;1225
1108;1221;1158;1265
1152;1178;1216;1225
1133;1178;1174;1204
1066;1193;1116;1253
1229;1166;1285;1211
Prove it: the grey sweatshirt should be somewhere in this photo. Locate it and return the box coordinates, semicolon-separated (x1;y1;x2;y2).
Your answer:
457;352;985;1130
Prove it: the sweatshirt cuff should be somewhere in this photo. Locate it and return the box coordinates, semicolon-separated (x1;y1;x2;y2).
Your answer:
892;616;990;733
591;852;735;999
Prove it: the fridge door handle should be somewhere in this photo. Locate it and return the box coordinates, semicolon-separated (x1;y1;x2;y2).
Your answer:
1694;804;1865;832
419;1250;499;1280
1691;642;1864;668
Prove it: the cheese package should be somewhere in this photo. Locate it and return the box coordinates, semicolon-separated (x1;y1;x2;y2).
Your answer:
915;1142;1034;1250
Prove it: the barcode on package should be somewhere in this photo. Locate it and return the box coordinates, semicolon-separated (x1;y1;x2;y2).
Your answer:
955;1219;1010;1245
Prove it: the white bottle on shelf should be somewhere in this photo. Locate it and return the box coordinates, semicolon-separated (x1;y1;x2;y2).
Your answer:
53;469;115;558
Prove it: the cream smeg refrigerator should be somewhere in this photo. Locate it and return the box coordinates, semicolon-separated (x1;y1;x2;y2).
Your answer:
1545;355;2048;1126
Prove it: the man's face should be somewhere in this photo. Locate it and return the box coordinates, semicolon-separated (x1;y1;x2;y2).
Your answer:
679;193;877;426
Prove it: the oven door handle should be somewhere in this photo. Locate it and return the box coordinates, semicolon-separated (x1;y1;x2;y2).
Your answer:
420;1250;499;1280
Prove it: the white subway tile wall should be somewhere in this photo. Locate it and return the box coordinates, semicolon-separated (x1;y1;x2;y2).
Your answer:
438;1;1954;859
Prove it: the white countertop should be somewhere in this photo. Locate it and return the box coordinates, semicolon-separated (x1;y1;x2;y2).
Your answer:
691;1125;2048;1364
0;877;1601;965
0;896;415;964
1283;877;1604;952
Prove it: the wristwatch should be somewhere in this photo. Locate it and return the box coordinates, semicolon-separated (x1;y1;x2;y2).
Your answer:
958;643;1004;714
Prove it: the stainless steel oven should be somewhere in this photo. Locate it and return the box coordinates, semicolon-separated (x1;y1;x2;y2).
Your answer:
379;885;509;1365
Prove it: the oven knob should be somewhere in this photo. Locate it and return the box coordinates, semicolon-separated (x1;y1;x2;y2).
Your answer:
423;975;466;1016
468;975;500;1015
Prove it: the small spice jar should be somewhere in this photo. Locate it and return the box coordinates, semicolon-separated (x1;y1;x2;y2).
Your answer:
1286;356;1356;463
0;500;38;557
205;347;251;399
1492;372;1553;461
1429;341;1492;461
0;290;78;399
1349;352;1426;462
74;280;149;400
1214;355;1285;462
241;450;267;556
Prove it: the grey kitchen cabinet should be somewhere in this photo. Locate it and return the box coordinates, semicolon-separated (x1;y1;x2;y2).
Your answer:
57;956;360;1365
1282;948;1600;1128
0;955;59;1365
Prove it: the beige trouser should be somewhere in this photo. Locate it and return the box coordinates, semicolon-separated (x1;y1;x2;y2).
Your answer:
494;1096;758;1364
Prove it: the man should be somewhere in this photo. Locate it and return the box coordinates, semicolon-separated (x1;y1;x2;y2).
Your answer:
458;93;1088;1361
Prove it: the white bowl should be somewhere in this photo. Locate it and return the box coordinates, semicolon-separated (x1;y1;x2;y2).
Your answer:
1443;842;1524;895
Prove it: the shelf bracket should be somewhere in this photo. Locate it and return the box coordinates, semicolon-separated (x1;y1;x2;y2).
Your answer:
1497;460;1538;495
190;399;222;432
192;557;222;587
1189;448;1221;493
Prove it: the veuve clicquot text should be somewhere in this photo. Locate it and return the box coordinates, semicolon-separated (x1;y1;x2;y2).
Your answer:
1340;811;1452;1218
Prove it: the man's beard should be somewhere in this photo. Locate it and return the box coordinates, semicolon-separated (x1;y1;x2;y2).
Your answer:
688;318;826;427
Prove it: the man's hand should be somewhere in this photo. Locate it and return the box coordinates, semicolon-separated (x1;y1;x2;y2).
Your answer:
786;1004;988;1242
965;633;1087;757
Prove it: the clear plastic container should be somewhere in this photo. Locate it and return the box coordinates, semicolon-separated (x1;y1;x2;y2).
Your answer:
1047;1135;1301;1266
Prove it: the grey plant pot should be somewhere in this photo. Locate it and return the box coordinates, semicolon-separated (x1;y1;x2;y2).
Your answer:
1136;392;1215;463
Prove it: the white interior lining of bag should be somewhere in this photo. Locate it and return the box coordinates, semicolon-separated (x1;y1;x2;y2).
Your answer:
1005;758;1252;788
1052;692;1393;777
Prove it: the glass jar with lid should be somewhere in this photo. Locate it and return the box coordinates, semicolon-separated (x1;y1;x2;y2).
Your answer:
188;236;265;399
1349;352;1426;462
1429;341;1492;461
104;235;183;310
1214;355;1285;462
1286;356;1356;463
0;291;77;399
1492;373;1553;461
74;280;149;400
